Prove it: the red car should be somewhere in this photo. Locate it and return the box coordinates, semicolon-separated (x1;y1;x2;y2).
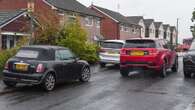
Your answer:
120;39;178;77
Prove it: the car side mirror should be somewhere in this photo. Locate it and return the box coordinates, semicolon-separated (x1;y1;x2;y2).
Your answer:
74;57;80;61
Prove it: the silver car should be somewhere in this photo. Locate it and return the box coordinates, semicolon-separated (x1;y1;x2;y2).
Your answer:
99;40;125;67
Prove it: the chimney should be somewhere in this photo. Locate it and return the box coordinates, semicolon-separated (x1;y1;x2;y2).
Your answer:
27;0;35;12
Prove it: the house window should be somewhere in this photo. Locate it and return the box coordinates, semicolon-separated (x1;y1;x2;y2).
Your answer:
95;19;100;28
85;16;93;26
120;25;124;31
124;26;128;32
1;35;15;49
132;28;137;34
67;12;76;22
2;36;7;49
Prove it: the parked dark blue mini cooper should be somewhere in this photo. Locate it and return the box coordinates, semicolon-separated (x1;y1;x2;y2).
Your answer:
2;45;91;91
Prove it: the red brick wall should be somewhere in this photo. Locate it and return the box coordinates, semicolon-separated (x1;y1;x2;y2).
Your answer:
91;7;119;40
2;16;30;33
0;0;27;10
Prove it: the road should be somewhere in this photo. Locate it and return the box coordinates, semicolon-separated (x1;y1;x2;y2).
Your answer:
0;57;194;110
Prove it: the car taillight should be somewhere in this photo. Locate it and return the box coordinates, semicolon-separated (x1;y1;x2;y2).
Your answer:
36;64;45;73
120;49;127;55
4;62;9;70
149;50;159;56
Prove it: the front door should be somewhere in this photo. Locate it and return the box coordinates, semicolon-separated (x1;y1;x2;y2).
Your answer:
55;49;78;81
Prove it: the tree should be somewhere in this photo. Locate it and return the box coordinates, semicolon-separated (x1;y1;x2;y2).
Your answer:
191;9;195;38
33;5;60;45
57;20;99;63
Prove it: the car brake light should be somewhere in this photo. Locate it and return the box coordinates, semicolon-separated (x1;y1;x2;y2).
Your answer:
120;49;126;55
4;62;9;70
36;64;45;73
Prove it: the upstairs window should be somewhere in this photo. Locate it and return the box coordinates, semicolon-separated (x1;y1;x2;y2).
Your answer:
85;16;93;26
67;12;77;22
120;25;124;31
124;26;128;32
95;19;100;28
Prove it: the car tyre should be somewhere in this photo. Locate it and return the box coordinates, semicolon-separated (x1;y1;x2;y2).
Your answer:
3;80;17;87
160;61;167;78
100;62;106;68
42;73;56;91
120;68;129;77
184;71;191;78
171;57;178;72
79;67;91;82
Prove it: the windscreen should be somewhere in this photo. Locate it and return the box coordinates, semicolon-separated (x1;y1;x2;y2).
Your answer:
15;49;39;59
100;42;124;49
124;40;156;48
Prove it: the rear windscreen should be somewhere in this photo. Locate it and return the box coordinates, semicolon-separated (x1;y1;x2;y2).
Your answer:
15;50;39;59
100;42;124;49
124;40;156;48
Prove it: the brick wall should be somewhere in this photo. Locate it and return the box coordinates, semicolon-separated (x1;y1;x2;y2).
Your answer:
91;7;119;40
2;16;30;33
0;0;27;10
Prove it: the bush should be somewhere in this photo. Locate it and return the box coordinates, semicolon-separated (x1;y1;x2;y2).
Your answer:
0;37;28;72
0;48;18;72
57;21;99;63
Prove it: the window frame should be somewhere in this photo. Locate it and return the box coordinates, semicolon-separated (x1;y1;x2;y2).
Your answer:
55;49;75;61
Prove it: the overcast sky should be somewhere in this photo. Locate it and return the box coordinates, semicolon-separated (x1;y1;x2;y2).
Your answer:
78;0;195;43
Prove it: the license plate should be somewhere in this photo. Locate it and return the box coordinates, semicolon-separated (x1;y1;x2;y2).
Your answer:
108;51;117;54
130;51;144;56
15;63;28;71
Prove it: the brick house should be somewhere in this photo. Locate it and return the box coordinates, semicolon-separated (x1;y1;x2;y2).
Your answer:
170;26;177;45
126;16;145;38
154;22;164;39
163;24;171;41
144;19;156;38
90;5;141;40
0;0;102;42
0;9;34;50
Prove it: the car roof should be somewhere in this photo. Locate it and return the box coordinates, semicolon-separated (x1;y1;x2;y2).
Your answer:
102;40;125;43
21;45;67;50
125;38;167;41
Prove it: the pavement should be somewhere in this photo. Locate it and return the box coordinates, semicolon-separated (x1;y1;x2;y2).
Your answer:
0;57;194;110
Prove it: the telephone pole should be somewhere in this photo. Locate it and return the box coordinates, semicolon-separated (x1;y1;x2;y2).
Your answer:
176;18;179;45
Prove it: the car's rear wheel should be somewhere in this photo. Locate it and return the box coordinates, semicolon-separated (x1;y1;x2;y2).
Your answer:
172;57;178;72
3;81;17;87
184;71;192;78
100;62;106;68
42;73;56;91
160;61;167;78
79;67;91;82
120;68;129;77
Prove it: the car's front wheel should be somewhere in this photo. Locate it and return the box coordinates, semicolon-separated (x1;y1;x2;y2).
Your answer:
79;67;91;82
42;73;56;91
3;80;17;87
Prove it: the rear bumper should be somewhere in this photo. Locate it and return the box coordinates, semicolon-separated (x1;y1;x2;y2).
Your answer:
120;63;161;71
100;59;120;64
99;55;120;64
2;70;44;85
